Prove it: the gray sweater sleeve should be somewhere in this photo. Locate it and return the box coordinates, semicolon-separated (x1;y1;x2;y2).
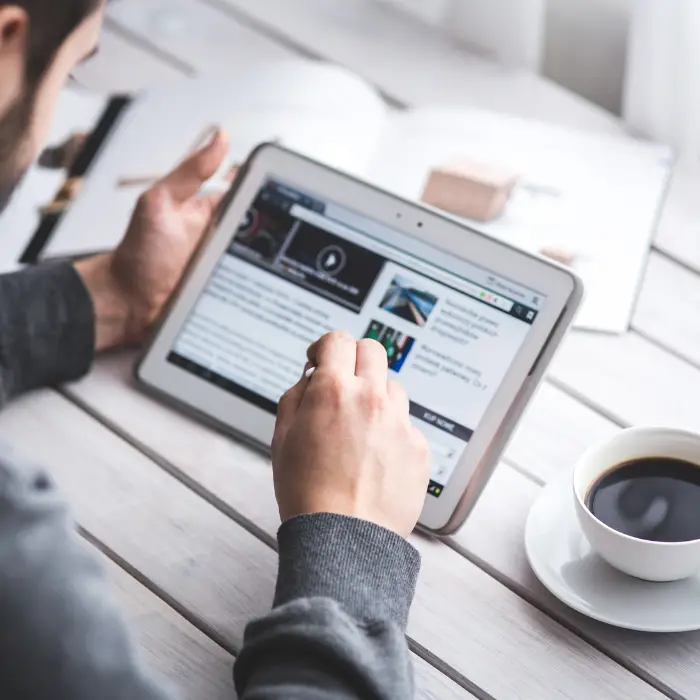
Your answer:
234;514;420;699
0;263;95;406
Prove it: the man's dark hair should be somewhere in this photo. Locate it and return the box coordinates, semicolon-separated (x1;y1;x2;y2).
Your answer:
13;0;102;86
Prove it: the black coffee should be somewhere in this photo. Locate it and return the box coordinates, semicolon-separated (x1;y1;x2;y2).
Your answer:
586;457;700;542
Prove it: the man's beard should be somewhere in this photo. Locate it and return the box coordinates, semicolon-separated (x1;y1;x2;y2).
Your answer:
0;91;33;216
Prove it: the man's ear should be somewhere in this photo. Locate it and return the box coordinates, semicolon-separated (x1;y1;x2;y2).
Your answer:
0;5;27;49
0;6;28;111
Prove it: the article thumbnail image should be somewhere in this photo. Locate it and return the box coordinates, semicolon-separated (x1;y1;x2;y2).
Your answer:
379;275;438;327
232;207;290;262
363;320;415;373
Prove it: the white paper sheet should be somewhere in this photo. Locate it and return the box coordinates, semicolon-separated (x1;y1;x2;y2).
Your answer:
43;60;387;259
367;107;673;333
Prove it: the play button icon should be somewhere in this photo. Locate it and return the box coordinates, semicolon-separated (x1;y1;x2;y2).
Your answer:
316;245;347;276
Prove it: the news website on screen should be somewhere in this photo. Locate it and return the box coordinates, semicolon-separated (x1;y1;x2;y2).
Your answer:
168;178;545;497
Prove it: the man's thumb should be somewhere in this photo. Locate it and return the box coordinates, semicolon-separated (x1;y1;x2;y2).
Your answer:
158;129;229;203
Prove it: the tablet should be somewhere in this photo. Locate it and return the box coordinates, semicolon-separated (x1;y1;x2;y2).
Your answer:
137;143;583;535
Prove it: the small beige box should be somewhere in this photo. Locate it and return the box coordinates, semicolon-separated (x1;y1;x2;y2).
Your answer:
422;158;519;222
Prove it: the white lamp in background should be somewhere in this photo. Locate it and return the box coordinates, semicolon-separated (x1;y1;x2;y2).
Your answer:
446;0;546;71
624;0;700;158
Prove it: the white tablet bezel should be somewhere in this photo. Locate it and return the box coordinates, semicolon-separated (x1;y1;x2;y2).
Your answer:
137;143;582;533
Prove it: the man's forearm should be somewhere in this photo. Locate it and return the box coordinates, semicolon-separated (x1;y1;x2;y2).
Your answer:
235;514;420;699
0;264;94;407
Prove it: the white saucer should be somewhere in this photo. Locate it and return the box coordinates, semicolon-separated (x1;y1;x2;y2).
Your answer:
525;474;700;632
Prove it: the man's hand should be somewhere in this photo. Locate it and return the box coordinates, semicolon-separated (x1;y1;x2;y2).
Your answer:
272;332;431;538
75;129;231;351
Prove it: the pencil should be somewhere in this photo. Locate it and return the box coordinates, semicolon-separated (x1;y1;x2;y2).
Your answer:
116;176;160;188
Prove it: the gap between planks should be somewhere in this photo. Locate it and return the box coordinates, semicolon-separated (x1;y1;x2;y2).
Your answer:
80;526;239;657
95;545;238;699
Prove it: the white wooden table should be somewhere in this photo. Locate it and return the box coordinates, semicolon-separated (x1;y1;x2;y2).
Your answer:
5;1;700;698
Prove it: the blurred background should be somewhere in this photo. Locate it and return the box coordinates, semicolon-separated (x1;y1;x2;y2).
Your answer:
381;0;698;154
9;0;693;310
79;0;700;155
379;0;631;114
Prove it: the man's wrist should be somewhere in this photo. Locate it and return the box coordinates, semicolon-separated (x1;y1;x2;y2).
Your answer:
74;254;141;352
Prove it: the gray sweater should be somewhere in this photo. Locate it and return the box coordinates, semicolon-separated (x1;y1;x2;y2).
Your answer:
0;263;420;699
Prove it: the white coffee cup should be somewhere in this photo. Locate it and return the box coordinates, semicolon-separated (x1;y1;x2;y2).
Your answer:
573;426;700;582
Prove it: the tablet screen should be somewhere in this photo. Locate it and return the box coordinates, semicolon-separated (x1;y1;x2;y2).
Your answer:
168;178;545;497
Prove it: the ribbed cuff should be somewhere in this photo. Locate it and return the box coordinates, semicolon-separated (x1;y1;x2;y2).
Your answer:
0;263;95;403
274;513;420;630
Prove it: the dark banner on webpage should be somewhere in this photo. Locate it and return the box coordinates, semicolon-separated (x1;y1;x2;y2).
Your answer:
228;190;386;313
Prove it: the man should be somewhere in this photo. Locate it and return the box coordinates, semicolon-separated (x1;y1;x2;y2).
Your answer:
0;2;432;698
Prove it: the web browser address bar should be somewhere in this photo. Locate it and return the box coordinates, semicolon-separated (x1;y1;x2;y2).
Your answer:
290;204;514;313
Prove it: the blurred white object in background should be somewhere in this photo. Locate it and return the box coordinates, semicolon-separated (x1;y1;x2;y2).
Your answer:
624;0;700;157
380;0;451;25
378;0;546;71
446;0;546;70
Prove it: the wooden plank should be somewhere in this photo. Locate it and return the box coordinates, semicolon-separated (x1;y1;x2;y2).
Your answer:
176;0;623;132
653;160;700;275
61;356;666;699
72;24;187;93
413;658;477;700
550;330;700;433
492;253;700;483
633;253;700;369
107;0;294;73
409;534;664;700
517;255;700;460
504;382;620;485
0;389;472;700
104;557;236;699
